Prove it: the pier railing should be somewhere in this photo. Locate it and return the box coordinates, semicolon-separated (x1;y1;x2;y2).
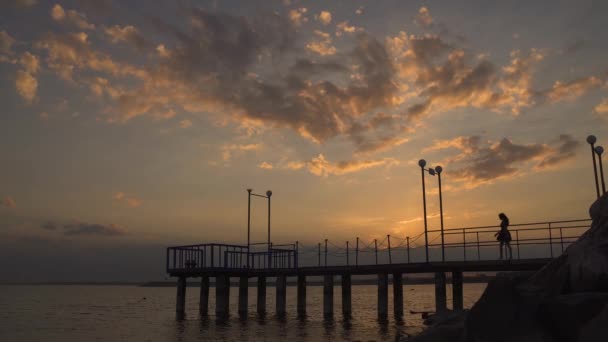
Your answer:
167;218;592;273
166;243;297;273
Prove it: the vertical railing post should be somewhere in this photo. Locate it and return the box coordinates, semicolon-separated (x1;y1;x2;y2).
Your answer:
356;237;359;267
516;230;520;259
560;227;564;253
346;241;349;266
476;232;481;261
324;239;328;267
374;239;378;264
387;235;392;264
548;223;553;258
295;241;299;269
462;229;466;261
406;237;410;263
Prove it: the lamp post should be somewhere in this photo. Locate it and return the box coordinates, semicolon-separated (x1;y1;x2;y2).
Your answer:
419;159;429;263
247;189;273;267
435;166;445;262
587;135;600;198
595;146;606;194
267;190;272;267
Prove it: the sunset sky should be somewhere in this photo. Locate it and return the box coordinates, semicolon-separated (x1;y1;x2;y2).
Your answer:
1;0;607;281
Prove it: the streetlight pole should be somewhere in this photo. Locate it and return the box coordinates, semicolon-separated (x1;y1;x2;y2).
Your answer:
595;146;606;194
267;190;272;267
419;159;429;263
587;135;600;198
435;166;445;262
247;189;252;267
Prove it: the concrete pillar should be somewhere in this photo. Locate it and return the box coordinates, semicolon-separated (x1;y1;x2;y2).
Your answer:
341;273;352;317
276;275;287;316
323;274;334;318
434;272;447;313
176;276;187;315
199;275;209;315
238;276;248;316
452;271;464;311
215;275;230;317
257;276;266;315
393;273;403;319
297;274;306;317
377;273;388;320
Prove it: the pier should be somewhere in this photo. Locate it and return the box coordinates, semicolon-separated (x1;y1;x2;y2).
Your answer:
166;219;590;319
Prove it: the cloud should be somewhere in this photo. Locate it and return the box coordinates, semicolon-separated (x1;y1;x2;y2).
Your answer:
50;4;95;30
15;70;38;103
63;222;126;236
355;7;364;15
594;98;608;115
221;143;262;162
258;161;273;170
336;21;361;36
415;7;433;27
178;119;192;128
544;76;602;103
289;153;399;177
428;134;580;188
288;8;308;26
1;197;16;208
103;25;148;50
316;11;332;25
306;30;337;55
113;192;142;208
19;51;39;73
0;31;16;55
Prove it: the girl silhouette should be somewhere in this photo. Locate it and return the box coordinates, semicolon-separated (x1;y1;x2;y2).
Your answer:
495;213;512;260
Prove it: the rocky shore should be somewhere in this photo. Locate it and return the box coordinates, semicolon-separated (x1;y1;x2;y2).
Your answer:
403;194;608;342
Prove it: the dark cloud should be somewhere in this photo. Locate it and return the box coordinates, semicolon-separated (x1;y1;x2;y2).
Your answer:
430;134;580;187
63;222;126;236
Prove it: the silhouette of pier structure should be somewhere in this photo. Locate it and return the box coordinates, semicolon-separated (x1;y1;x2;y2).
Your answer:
167;218;590;319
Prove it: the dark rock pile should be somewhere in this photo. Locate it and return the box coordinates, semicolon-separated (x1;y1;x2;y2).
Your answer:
406;194;608;342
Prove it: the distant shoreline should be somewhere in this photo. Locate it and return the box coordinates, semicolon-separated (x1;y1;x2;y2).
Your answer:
0;275;494;287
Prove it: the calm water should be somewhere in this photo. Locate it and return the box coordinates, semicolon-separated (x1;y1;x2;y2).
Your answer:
0;283;486;341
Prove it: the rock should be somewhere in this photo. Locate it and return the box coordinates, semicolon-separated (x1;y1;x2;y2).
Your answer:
538;292;608;342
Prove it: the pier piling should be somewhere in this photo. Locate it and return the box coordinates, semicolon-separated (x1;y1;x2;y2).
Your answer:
238;276;248;316
452;271;464;311
341;273;352;317
216;275;230;318
199;275;209;315
176;276;186;315
434;272;447;313
257;276;266;315
378;273;388;320
393;273;403;319
297;274;306;316
323;274;334;318
276;275;287;316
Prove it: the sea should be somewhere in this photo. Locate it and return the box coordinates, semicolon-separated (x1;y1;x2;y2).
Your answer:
0;283;486;341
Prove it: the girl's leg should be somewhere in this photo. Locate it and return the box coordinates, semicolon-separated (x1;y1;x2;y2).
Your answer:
507;243;513;259
499;242;504;259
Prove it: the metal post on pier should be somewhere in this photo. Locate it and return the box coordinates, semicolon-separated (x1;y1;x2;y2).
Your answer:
267;190;272;268
374;239;378;264
462;228;466;261
516;230;520;259
247;189;252;267
419;159;430;263
548;223;553;258
406;237;410;263
596;146;606;194
387;235;392;264
476;232;481;261
356;237;359;267
324;239;328;267
346;241;349;266
295;241;299;268
436;166;445;262
587;135;601;198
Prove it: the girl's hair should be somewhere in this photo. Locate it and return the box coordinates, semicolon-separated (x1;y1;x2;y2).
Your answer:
499;213;509;223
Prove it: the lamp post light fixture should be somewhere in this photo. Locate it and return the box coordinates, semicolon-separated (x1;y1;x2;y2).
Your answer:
435;166;445;262
587;135;601;198
419;159;430;263
595;146;606;194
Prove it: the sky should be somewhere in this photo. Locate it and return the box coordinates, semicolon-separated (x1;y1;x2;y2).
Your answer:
1;0;607;282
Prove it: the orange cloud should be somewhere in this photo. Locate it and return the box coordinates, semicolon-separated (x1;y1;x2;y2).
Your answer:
288;154;399;177
113;192;141;208
1;196;16;208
